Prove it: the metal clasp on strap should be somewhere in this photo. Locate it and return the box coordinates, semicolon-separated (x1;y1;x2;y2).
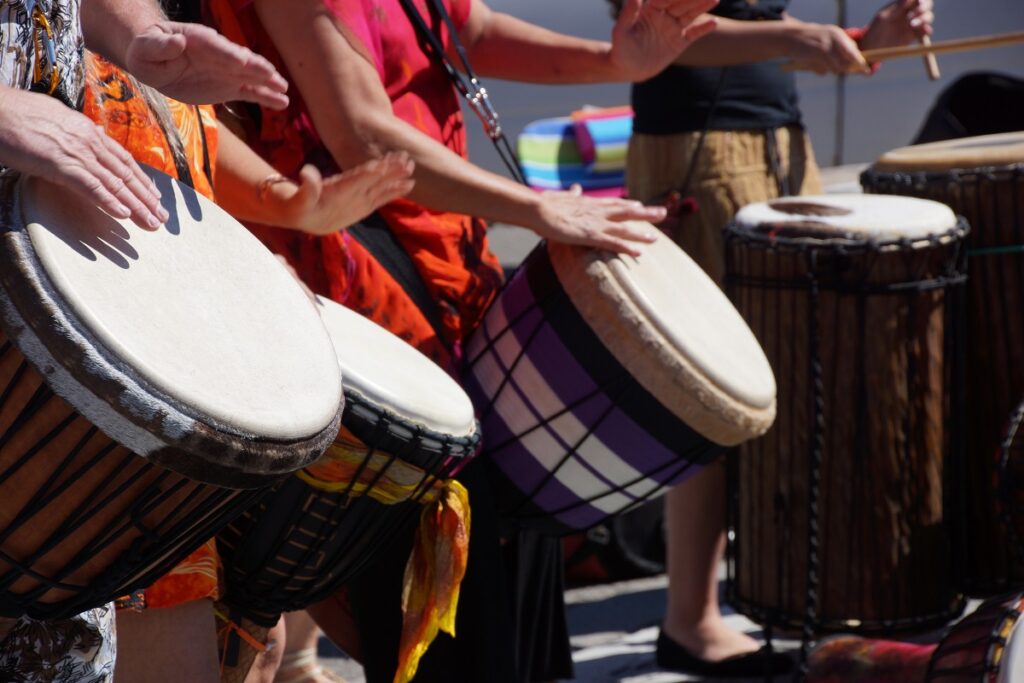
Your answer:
29;2;60;96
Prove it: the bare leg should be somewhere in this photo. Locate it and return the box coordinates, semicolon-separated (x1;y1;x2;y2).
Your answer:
663;461;759;662
275;611;346;682
115;599;220;683
245;616;286;683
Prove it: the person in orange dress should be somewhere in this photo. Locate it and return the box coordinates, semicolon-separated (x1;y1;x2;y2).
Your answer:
81;51;413;683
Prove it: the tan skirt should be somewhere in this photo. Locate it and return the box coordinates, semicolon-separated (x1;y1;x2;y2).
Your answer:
626;126;823;285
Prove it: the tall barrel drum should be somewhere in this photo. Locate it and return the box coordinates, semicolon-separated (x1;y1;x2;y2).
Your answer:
725;195;967;632
862;133;1024;594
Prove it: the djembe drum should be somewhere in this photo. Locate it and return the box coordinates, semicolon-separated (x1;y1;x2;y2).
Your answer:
463;229;776;536
0;167;343;620
926;593;1024;682
862;133;1024;594
216;295;479;676
725;195;967;633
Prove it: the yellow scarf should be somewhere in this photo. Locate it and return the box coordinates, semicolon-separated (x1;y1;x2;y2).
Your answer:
297;427;471;683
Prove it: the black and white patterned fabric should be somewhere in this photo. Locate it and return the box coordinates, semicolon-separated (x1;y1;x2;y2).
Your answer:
0;603;117;683
0;0;84;107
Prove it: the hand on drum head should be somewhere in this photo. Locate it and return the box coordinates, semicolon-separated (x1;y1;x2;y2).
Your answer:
610;0;720;81
530;185;663;256
861;0;934;51
0;86;169;230
784;21;872;75
125;22;289;109
277;153;416;236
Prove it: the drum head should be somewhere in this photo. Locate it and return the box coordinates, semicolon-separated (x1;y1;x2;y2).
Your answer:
733;194;958;243
872;132;1024;172
548;229;776;447
0;167;344;484
315;296;476;439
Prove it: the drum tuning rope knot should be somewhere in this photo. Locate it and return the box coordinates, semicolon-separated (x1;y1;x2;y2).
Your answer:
798;251;826;681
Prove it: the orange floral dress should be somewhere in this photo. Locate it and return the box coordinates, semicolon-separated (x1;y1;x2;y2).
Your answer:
83;53;221;610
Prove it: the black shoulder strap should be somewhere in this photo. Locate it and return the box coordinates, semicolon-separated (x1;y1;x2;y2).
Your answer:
347;213;450;348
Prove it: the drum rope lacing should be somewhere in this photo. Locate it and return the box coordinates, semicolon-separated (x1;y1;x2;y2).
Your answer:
997;397;1024;567
465;250;719;527
864;165;1024;593
723;220;971;677
217;392;473;624
0;340;261;619
861;166;1024;256
924;596;1023;680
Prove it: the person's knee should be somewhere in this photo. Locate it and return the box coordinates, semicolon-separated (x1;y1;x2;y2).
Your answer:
115;599;221;683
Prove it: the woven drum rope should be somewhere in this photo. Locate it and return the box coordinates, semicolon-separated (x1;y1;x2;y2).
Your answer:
0;343;263;613
723;221;969;680
464;256;716;525
220;411;451;621
998;397;1024;565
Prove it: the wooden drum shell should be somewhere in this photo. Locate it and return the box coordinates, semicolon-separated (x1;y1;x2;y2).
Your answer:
863;165;1024;594
726;225;967;632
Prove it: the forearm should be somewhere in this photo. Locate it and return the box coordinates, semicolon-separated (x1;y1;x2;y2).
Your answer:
80;0;164;67
213;122;300;228
322;107;545;230
670;16;796;66
462;9;620;83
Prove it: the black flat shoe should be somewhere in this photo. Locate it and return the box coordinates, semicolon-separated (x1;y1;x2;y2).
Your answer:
655;630;794;677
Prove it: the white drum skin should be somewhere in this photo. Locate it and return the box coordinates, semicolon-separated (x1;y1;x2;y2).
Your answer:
314;295;476;438
22;167;343;442
734;194;959;243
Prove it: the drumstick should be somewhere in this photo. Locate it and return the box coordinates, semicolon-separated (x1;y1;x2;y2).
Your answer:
782;30;1024;71
920;36;941;81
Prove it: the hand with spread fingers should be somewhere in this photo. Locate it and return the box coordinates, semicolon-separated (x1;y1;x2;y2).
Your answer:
125;21;289;109
277;154;417;236
530;185;666;256
861;0;934;50
785;20;872;75
0;86;168;231
610;0;720;81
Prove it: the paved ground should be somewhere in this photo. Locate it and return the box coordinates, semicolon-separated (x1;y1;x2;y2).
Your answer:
319;571;804;683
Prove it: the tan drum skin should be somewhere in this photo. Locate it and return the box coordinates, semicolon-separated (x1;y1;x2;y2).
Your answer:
727;195;966;632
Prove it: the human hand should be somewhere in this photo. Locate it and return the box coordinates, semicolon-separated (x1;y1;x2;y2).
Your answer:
610;0;719;81
125;21;288;109
272;153;415;235
786;21;871;75
861;0;933;51
528;185;665;256
0;87;168;230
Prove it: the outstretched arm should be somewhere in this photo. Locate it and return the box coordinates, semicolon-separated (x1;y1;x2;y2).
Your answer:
461;0;718;83
214;123;415;236
81;0;288;108
252;0;665;255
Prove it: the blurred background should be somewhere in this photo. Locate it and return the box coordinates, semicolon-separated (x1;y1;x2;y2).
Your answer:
465;0;1024;174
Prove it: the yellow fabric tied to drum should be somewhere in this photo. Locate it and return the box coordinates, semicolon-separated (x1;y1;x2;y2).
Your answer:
296;426;471;683
213;294;480;683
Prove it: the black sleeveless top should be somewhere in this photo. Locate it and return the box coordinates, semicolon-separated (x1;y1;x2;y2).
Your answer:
631;0;802;134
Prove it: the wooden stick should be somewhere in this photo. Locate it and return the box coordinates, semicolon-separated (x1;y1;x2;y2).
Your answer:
920;35;941;81
862;30;1024;62
783;31;1024;72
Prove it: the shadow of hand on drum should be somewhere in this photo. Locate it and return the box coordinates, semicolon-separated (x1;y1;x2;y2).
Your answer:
38;170;204;269
151;170;203;237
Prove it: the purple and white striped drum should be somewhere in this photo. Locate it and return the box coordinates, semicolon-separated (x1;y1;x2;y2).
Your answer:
463;228;776;535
